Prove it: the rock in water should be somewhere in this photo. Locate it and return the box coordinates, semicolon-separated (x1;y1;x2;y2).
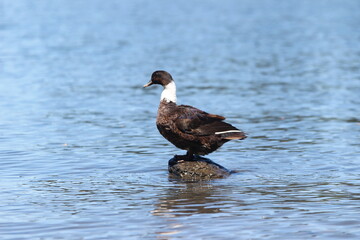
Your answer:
168;155;232;181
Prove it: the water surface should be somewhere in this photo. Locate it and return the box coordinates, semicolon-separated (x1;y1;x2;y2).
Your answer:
1;0;360;239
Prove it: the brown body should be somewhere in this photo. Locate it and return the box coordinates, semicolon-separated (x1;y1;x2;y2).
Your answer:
156;100;246;155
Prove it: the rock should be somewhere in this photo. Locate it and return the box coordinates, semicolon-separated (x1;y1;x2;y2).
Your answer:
168;155;232;181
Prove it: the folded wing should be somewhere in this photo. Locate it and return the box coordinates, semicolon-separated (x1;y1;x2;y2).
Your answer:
175;105;246;140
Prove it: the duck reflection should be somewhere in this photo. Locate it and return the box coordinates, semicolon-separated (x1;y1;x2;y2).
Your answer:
151;180;241;239
152;180;236;217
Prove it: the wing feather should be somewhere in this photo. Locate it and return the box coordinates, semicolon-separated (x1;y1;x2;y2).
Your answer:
175;105;242;137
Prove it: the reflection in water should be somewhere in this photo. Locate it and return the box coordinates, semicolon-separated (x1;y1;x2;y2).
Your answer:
151;180;243;238
153;182;231;216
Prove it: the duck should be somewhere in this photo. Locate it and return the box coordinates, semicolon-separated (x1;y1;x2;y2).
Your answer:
144;70;246;160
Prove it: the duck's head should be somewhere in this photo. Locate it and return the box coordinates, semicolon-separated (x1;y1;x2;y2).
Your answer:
144;70;177;103
143;70;173;88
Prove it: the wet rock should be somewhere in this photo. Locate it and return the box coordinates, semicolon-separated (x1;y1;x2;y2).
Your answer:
168;155;232;181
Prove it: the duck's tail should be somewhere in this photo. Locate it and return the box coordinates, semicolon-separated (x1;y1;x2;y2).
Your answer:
215;129;247;140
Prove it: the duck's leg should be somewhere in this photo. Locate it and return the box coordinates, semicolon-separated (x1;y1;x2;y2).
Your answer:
186;150;195;161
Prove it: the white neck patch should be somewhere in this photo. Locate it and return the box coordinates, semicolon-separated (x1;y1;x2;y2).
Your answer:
161;81;177;103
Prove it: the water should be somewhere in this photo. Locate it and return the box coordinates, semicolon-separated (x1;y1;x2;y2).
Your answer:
1;0;360;239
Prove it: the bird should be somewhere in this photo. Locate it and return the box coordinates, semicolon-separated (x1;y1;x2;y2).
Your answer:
144;70;246;160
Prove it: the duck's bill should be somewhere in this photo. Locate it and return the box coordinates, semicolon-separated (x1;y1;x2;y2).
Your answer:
143;81;153;88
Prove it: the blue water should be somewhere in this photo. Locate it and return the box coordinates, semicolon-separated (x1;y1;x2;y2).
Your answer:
1;0;360;239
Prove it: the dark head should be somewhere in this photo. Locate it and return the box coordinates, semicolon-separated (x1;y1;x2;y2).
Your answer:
143;70;173;88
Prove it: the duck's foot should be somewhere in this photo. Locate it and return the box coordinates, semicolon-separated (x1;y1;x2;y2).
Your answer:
174;152;195;161
168;155;232;181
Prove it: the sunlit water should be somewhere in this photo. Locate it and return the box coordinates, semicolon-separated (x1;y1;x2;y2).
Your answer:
1;0;360;239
